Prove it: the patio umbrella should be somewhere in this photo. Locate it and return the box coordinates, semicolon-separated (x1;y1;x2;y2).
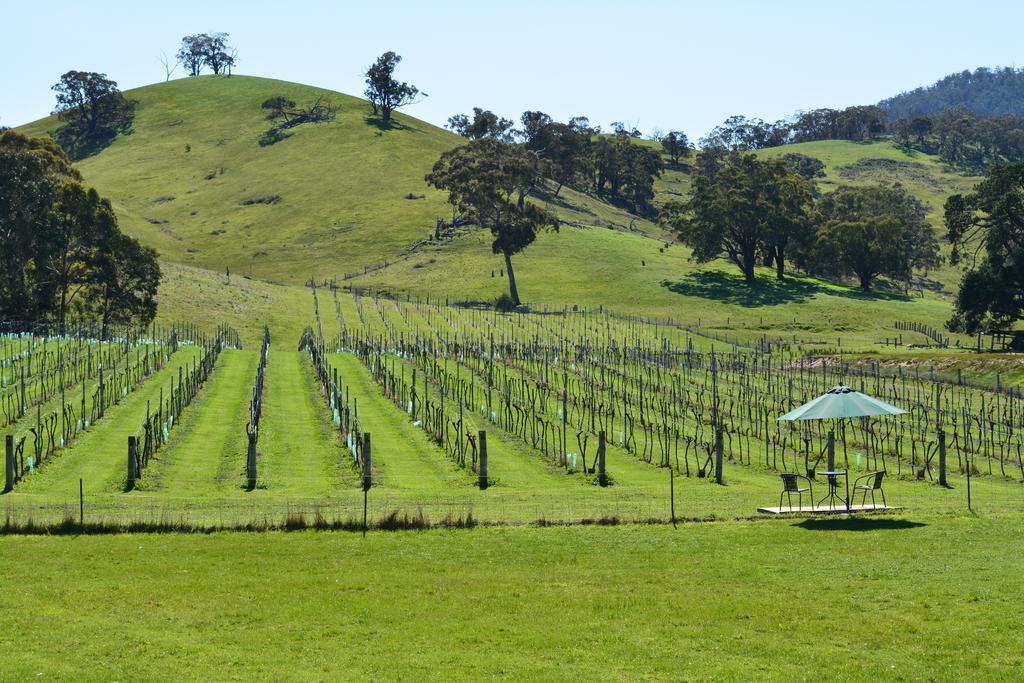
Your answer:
778;385;907;510
777;385;908;421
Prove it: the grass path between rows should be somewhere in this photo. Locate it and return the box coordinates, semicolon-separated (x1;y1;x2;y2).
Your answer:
147;349;257;496
328;353;462;492
385;354;582;492
13;347;203;497
257;351;349;497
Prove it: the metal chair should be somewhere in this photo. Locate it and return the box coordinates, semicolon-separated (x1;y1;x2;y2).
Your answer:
779;473;814;511
853;471;886;508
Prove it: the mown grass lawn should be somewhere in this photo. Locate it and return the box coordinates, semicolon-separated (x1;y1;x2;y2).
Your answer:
1;515;1021;681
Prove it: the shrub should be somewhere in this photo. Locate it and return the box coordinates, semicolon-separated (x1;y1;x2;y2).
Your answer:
495;293;516;312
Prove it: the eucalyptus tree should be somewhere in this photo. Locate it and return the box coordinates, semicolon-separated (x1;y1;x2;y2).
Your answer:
426;138;558;305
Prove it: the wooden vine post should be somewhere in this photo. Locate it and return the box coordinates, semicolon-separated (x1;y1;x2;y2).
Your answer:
597;430;607;487
478;430;488;490
127;435;138;490
715;429;724;485
938;430;947;487
362;432;372;533
247;432;257;490
4;434;13;493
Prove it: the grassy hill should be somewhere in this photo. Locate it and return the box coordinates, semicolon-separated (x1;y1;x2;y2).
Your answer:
17;76;982;347
18;75;460;282
18;75;662;284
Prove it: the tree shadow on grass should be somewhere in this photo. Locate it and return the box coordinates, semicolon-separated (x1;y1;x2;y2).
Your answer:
55;126;123;162
661;271;912;308
363;115;415;133
794;518;927;532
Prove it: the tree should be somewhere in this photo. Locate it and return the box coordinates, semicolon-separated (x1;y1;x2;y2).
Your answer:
364;51;420;125
909;116;933;144
446;108;515;142
52;71;134;138
261;96;297;120
619;140;663;212
177;33;236;76
762;171;816;280
816;215;905;290
781;153;825;180
813;184;941;290
700;115;785;150
426;138;558;305
520;114;592;196
944;163;1024;333
157;50;178;81
660;131;691;165
45;183;115;334
92;232;161;338
0;131;160;330
879;66;1024;119
258;96;336;146
663;154;813;284
200;32;234;75
519;111;553;145
593;134;662;212
0;131;79;320
609;121;641;137
692;146;730;183
176;35;206;76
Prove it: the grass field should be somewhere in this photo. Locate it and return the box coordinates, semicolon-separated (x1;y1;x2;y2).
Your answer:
2;517;1022;681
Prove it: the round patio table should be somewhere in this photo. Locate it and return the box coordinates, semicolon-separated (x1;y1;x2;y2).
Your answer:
816;470;850;510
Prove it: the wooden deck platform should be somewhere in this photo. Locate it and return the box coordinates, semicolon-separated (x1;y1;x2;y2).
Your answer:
758;504;902;515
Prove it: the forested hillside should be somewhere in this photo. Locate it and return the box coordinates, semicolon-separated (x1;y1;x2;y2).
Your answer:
880;67;1024;119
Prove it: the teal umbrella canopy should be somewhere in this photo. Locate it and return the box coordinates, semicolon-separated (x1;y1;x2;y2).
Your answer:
778;385;908;421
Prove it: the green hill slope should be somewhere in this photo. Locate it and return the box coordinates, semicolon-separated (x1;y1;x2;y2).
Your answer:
18;75;664;284
18;75;460;282
16;76;980;348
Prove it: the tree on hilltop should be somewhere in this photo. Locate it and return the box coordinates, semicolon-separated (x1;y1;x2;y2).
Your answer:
365;52;421;125
446;108;515;142
176;33;236;77
177;35;206;76
200;33;235;75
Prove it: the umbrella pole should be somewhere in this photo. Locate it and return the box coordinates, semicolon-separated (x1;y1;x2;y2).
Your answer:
841;422;851;511
827;429;835;471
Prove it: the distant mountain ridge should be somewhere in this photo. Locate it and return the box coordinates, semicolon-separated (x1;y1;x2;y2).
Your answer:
879;66;1024;119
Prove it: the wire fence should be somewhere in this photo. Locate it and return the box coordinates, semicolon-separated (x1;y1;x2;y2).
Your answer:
3;469;1021;532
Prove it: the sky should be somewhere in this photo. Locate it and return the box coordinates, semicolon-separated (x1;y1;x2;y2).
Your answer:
2;0;1023;139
